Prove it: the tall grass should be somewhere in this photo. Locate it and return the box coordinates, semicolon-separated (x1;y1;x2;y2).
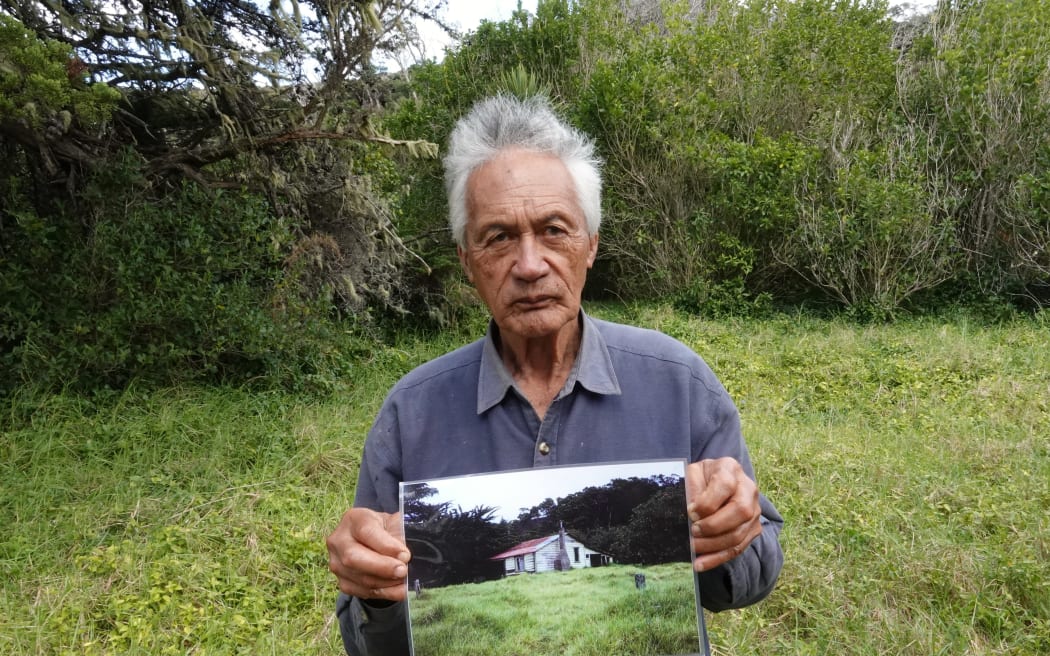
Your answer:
1;305;1047;654
409;564;699;656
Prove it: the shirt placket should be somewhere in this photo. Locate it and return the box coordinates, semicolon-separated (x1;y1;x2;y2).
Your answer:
532;396;565;467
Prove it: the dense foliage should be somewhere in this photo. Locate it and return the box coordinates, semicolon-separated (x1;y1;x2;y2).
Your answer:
512;475;691;565
403;484;509;586
3;0;1049;390
384;0;1050;319
4;157;323;390
0;1;442;391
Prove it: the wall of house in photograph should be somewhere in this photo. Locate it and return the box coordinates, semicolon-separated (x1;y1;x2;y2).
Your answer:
491;533;614;575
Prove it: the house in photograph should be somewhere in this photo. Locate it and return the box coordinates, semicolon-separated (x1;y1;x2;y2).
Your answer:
490;525;613;576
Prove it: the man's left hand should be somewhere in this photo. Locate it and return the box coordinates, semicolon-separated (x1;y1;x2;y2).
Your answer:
685;458;763;573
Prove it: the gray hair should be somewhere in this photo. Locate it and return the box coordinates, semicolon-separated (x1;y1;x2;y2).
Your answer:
443;95;602;247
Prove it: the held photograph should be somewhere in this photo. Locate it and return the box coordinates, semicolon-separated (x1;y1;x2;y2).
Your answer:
399;460;706;656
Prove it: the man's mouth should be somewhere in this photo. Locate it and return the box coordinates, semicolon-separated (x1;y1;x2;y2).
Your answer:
514;295;555;309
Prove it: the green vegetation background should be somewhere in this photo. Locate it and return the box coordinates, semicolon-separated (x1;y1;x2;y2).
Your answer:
2;0;1049;653
3;304;1048;654
4;0;1050;393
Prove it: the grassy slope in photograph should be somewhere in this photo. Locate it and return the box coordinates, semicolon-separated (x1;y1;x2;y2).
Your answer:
409;563;699;656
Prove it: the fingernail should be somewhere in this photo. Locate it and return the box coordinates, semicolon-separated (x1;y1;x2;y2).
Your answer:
394;565;407;578
398;551;411;563
688;510;700;523
694;559;705;573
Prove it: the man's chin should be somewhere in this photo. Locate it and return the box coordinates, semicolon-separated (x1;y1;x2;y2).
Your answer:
498;307;577;340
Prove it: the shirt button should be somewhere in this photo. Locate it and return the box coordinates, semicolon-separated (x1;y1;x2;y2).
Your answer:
538;441;550;455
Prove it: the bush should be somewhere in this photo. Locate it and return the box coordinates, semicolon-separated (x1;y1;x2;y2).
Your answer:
902;0;1050;297
779;139;958;319
1;153;340;392
574;0;904;307
0;14;120;129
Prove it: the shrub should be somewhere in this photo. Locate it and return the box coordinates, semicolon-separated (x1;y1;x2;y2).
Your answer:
0;14;120;129
1;153;338;392
902;0;1050;298
778;137;958;319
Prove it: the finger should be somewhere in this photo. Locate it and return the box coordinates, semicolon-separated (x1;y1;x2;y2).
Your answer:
339;575;409;602
330;544;408;599
327;509;411;588
693;541;746;573
684;461;708;510
691;513;760;555
691;480;759;538
686;459;738;521
369;581;408;603
340;569;408;595
330;540;409;582
692;521;763;573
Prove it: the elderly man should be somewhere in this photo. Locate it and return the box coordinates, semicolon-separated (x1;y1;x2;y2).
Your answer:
327;95;784;655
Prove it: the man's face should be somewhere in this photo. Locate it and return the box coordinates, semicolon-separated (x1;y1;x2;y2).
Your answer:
458;148;598;342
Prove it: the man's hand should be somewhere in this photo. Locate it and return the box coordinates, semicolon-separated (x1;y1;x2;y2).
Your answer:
326;507;411;602
686;458;763;573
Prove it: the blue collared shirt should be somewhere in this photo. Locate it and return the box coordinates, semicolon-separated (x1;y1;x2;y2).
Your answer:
345;312;784;654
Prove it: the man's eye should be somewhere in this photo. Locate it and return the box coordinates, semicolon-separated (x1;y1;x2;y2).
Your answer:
544;225;566;237
487;232;509;245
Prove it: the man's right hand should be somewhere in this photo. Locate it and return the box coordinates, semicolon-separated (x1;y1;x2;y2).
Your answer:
326;507;411;602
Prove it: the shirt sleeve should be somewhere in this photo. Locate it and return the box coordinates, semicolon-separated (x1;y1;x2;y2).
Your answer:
336;593;410;656
690;364;785;612
698;493;784;611
337;400;412;655
353;397;404;513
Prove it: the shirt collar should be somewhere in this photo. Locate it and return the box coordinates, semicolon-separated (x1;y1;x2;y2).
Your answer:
476;310;622;414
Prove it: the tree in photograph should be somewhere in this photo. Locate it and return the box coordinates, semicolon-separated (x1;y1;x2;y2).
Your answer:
612;480;691;564
510;475;689;565
404;485;510;587
513;497;561;539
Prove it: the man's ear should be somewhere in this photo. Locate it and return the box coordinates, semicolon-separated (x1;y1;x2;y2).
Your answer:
586;233;599;268
457;245;474;283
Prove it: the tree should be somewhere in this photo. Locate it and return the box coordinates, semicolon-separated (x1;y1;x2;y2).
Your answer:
611;481;691;564
0;1;447;389
0;0;442;170
1;0;442;298
900;0;1050;304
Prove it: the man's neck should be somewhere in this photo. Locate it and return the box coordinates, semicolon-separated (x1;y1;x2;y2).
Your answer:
498;318;582;419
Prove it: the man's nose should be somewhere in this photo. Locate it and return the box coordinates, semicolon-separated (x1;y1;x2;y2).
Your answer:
511;235;550;280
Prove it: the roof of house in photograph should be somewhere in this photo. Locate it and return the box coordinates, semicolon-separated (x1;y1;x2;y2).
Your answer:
489;535;556;560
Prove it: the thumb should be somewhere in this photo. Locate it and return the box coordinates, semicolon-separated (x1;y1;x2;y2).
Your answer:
356;510;410;561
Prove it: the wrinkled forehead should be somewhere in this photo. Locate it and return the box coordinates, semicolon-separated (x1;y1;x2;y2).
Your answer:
466;148;578;209
466;151;581;225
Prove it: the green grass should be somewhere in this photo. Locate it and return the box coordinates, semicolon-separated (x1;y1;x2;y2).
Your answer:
409;563;700;656
1;304;1048;654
